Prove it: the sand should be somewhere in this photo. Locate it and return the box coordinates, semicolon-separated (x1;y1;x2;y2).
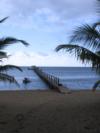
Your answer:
0;90;100;133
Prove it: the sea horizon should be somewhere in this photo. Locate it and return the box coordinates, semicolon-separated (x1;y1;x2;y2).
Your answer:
0;67;99;91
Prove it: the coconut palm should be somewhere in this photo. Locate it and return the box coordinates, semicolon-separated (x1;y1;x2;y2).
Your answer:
56;23;100;71
55;1;100;91
0;17;29;85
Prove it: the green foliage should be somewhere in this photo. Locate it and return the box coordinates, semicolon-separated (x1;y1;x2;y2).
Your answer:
0;51;7;59
0;17;29;85
55;0;100;90
56;44;100;73
92;80;100;91
0;37;29;50
0;17;9;23
0;73;19;86
0;65;23;72
70;24;100;50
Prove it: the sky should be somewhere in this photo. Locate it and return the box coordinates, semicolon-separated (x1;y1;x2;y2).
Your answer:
0;0;98;66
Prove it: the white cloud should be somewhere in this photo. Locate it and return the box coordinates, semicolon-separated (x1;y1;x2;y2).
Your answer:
0;0;97;67
0;0;96;18
2;51;89;67
0;0;96;32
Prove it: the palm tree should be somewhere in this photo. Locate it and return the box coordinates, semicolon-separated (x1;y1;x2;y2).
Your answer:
0;17;29;85
55;1;100;91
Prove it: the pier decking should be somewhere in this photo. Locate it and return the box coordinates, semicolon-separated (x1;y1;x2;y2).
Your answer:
32;66;70;93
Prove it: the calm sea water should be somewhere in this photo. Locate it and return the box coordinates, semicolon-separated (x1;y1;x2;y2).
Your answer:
0;67;99;90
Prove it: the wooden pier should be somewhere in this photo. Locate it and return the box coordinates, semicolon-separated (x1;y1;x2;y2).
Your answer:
32;66;70;93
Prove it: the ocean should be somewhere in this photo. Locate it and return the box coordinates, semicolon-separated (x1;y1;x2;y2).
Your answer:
0;67;99;91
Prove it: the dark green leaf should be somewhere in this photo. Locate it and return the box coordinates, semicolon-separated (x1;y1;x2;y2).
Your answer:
92;80;100;91
0;17;9;23
0;65;23;72
0;73;19;86
0;37;29;50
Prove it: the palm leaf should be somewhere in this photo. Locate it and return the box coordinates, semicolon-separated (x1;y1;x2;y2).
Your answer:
0;37;29;49
93;22;100;29
55;44;100;71
0;73;19;86
0;17;29;88
96;50;100;56
92;80;100;91
0;17;9;23
0;51;7;59
0;65;23;72
70;24;100;50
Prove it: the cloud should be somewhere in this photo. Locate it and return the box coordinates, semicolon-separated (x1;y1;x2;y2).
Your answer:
0;0;96;31
2;51;89;67
0;0;97;67
0;0;96;18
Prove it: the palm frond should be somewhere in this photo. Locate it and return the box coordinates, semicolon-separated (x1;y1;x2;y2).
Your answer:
0;73;19;86
55;44;100;71
93;22;100;29
0;17;28;88
0;51;7;59
0;17;9;23
92;80;100;91
0;65;23;72
70;24;100;50
96;50;100;56
0;37;29;49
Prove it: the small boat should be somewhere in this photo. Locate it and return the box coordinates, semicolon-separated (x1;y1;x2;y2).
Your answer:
23;78;31;84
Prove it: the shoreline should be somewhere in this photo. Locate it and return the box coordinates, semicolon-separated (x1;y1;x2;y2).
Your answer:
0;88;99;91
0;90;100;133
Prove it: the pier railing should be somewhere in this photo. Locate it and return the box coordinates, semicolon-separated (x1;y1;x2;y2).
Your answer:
32;66;69;93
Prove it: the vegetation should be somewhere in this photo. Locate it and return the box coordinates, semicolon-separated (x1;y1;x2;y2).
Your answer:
0;17;29;85
55;0;100;91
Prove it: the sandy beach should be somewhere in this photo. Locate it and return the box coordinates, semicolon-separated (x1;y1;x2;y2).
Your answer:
0;90;100;133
